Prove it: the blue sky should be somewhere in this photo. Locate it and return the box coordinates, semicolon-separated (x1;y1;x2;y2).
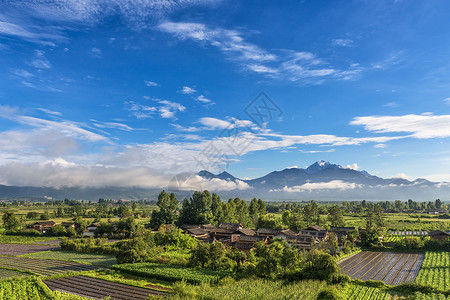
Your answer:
1;0;450;190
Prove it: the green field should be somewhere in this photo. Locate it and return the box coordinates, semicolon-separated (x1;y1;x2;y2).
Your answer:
0;278;54;300
112;262;231;284
22;250;118;267
168;278;329;300
346;285;394;300
0;235;59;244
416;252;450;290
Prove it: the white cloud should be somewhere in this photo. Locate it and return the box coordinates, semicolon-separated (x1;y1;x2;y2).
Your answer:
299;149;335;154
383;102;399;108
374;143;387;148
12;69;33;78
272;180;362;192
180;86;197;94
158;21;277;63
444;98;450;104
30;50;52;69
350;113;450;139
198;117;231;129
125;101;157;119
345;163;359;170
196;95;212;103
36;108;63;116
159;22;361;84
392;173;413;180
145;81;159;87
91;47;102;57
332;39;354;47
93;121;134;131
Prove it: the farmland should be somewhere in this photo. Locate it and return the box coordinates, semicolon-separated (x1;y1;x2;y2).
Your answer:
112;262;231;284
44;275;167;299
22;250;118;267
0;256;101;276
416;252;450;289
0;243;59;255
0;277;54;300
339;251;424;285
170;278;329;300
346;285;394;300
0;268;28;279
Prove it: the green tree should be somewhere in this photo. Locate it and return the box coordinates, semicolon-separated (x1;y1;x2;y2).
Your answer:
117;205;131;219
150;191;179;229
327;206;345;227
326;232;339;256
2;211;20;230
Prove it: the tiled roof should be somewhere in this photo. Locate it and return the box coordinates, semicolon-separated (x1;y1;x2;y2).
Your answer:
238;235;267;243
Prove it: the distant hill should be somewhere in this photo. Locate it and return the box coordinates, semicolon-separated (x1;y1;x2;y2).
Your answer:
197;160;449;201
1;160;448;202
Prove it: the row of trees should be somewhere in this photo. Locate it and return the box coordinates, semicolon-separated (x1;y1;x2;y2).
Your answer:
149;190;267;229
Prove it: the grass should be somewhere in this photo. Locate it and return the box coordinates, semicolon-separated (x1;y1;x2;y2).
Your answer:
112;262;231;284
21;250;117;267
0;235;59;244
166;277;329;300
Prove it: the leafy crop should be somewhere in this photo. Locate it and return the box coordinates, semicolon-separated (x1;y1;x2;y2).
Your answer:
112;263;230;284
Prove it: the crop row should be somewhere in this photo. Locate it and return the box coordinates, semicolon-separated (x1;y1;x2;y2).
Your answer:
346;285;392;300
0;268;27;279
414;292;450;300
339;251;424;285
0;278;53;300
0;256;100;276
44;275;166;300
112;262;230;284
416;252;450;289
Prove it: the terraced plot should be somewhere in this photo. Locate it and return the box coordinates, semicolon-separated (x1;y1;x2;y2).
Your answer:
44;275;167;299
0;243;59;255
339;251;424;285
0;256;101;276
0;268;28;279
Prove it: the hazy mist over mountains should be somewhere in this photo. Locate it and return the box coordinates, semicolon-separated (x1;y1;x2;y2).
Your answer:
1;161;448;202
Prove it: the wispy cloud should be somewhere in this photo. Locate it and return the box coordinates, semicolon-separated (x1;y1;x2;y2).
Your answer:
271;180;362;192
12;69;33;78
444;98;450;104
36;108;63;116
92;121;134;131
180;86;196;94
350;113;450;139
29;50;51;69
91;47;102;57
332;38;354;47
125;99;186;119
158;21;277;62
299;149;335;154
145;80;159;87
196;95;212;103
159;21;362;84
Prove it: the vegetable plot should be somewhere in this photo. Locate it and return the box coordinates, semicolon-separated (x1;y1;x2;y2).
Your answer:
112;262;230;284
416;252;450;289
339;251;424;285
44;275;166;299
0;256;101;276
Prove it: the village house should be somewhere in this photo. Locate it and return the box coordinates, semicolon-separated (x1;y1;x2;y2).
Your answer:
83;222;100;237
33;221;56;234
285;235;314;250
219;223;242;230
235;235;268;252
429;230;450;241
298;229;328;241
61;222;75;229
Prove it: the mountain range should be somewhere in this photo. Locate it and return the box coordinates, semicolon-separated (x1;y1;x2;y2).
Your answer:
0;161;448;201
197;160;449;201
